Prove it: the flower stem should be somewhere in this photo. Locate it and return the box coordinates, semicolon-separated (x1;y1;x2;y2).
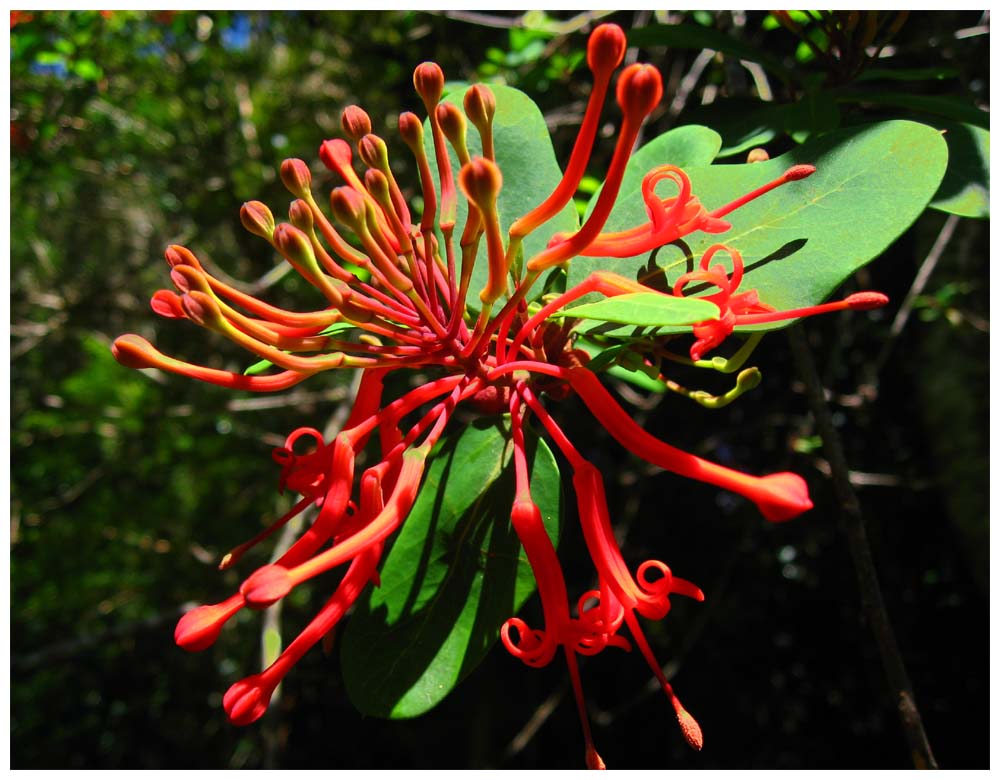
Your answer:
787;323;938;769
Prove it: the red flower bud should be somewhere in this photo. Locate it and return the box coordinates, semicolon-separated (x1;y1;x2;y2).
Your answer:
463;85;495;131
111;334;158;369
587;23;627;76
288;199;314;233
279;158;312;198
240;200;275;239
458;157;502;212
150;289;186;319
223;674;275;726
397;111;424;152
180;291;226;330
164;244;202;270
240;564;293;609
413;61;444;106
364;168;390;202
616;63;663;123
340;104;372;140
174;598;243;652
358;133;388;170
329;186;367;229
273;222;315;264
319;138;353;172
436;102;466;148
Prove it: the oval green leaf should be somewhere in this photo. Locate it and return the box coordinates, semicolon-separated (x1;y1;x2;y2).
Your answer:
341;419;562;719
570;120;949;326
929;121;989;218
559;292;718;327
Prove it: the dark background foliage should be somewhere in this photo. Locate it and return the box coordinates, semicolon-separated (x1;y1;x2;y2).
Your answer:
10;10;989;769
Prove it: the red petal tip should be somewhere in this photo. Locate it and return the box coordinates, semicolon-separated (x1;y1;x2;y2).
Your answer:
678;709;704;751
846;291;889;310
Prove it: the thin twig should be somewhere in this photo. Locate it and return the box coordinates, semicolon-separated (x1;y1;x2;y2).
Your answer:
788;324;938;769
867;213;960;386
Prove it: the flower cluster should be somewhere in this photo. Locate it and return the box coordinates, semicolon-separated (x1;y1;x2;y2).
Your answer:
113;23;886;768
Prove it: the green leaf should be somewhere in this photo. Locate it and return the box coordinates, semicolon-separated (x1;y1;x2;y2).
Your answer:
570;121;948;326
341;420;562;719
856;66;960;83
835;90;988;129
629;23;795;84
781;93;840;144
427;85;579;307
559;292;718;327
684;99;781;158
72;59;103;81
929;122;989;219
243;358;275;377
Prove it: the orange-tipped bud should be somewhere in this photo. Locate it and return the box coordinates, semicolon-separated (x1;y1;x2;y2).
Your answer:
677;709;704;751
458;157;502;212
846;291;889;310
784;164;816;181
364;168;390;202
340;104;372;140
463;85;496;132
398;111;424;152
111;334;158;369
174;600;242;652
280;158;312;199
169;264;211;295
240;564;293;609
181;291;226;330
150;289;186;319
617;63;663;123
273;222;316;265
288;199;314;233
437;102;467;148
164;244;202;270
413;61;444;106
587;22;627;76
240;200;275;239
747;147;770;164
358;133;388;170
329;186;367;230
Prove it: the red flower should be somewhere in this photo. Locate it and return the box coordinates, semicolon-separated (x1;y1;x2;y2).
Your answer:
114;23;886;767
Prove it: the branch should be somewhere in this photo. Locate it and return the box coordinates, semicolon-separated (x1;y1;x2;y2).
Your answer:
788;323;938;769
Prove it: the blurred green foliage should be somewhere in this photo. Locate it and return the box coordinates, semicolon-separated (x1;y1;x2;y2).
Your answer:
11;10;988;769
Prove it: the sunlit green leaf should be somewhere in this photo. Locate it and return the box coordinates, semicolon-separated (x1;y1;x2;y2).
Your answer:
558;292;718;327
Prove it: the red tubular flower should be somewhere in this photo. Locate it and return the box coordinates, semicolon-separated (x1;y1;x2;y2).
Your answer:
112;22;888;768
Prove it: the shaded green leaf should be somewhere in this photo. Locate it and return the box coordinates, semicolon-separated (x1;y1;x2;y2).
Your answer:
341;420;562;719
570;121;949;326
856;66;960;82
835;90;988;128
929;121;989;218
630;23;795;84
